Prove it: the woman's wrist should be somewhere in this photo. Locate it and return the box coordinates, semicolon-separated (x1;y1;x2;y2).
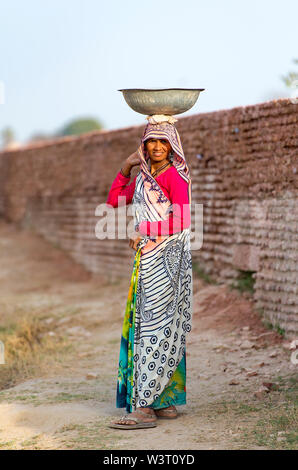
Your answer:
120;167;130;178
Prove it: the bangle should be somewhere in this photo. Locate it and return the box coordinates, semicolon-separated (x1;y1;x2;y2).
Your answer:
120;167;131;178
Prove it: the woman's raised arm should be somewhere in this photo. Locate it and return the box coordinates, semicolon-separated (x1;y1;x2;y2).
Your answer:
106;151;140;207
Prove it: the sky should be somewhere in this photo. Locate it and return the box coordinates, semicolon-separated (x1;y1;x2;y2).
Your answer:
0;0;297;145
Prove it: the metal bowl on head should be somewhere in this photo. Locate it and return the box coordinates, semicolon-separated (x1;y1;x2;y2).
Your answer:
118;88;205;116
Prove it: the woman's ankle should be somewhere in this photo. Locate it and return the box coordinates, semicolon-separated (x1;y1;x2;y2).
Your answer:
137;407;155;415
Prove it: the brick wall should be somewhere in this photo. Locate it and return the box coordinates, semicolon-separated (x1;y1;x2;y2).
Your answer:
0;98;297;337
0;152;8;217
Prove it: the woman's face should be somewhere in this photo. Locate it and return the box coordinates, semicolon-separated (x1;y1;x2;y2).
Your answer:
145;138;172;163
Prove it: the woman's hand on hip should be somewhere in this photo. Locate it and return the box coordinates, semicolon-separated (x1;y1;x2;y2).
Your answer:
129;232;143;251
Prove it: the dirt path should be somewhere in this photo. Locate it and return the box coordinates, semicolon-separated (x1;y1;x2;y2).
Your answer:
0;220;296;450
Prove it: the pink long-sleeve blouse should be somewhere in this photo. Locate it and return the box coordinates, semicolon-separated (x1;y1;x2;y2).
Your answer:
106;166;191;237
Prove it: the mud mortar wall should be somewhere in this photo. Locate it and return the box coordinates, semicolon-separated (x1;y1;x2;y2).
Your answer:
0;98;297;337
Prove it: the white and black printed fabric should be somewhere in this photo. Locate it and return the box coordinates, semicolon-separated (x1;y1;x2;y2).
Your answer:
131;172;192;409
116;120;193;412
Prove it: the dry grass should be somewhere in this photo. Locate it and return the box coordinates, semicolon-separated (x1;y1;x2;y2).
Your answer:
0;312;72;391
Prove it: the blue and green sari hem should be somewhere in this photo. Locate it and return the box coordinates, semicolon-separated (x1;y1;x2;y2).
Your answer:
116;248;187;413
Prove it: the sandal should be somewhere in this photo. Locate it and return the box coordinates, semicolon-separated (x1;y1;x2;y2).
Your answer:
154;406;178;419
108;408;157;430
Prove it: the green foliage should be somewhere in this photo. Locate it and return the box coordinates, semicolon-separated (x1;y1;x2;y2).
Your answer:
192;261;216;284
256;307;264;317
275;324;286;337
262;319;285;337
57;118;103;137
281;58;298;88
262;319;274;330
231;270;255;294
1;126;15;147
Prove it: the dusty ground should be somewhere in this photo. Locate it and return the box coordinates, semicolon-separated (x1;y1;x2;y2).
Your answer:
0;219;297;450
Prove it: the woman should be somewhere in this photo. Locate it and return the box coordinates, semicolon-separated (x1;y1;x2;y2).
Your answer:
106;118;193;429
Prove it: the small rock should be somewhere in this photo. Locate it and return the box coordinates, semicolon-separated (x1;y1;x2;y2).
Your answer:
86;373;98;380
255;362;266;368
44;318;54;324
277;431;286;436
289;339;298;350
212;344;230;351
240;340;255;350
229;379;240;385
277;436;286;442
256;331;275;339
262;382;278;391
78;352;92;358
242;326;250;331
258;385;270;393
47;331;56;337
246;370;259;377
57;316;71;325
269;351;278;358
254;386;270;399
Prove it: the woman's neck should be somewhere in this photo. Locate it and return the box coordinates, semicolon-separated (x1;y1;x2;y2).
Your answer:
150;158;171;176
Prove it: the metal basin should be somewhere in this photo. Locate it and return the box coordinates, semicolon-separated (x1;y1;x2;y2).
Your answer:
118;88;205;115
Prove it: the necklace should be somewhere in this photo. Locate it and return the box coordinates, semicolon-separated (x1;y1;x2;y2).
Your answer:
151;161;171;178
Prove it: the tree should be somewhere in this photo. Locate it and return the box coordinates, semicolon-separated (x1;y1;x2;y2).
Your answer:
281;58;298;88
56;117;104;137
1;126;15;148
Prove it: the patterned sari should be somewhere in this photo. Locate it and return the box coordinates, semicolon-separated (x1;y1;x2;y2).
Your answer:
116;121;193;412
